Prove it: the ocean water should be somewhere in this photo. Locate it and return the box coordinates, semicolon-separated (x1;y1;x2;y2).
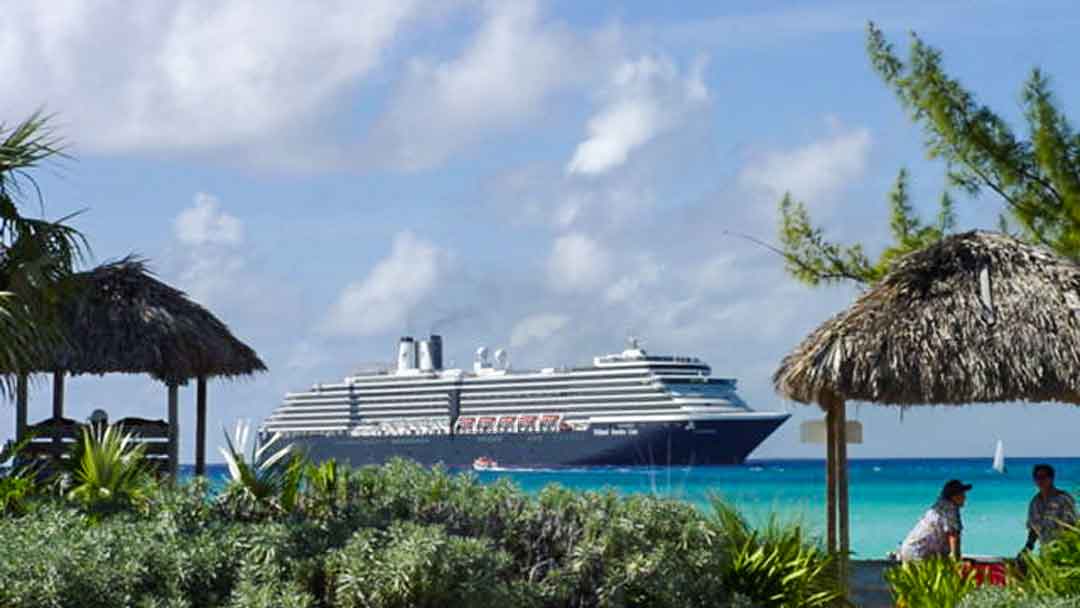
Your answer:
189;457;1080;559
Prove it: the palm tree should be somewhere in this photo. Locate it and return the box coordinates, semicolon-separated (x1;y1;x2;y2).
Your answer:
0;112;88;395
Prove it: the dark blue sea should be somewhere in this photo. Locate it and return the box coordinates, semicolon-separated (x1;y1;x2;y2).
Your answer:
188;457;1080;559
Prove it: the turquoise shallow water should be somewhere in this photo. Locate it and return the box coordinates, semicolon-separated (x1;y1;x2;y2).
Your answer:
189;457;1080;559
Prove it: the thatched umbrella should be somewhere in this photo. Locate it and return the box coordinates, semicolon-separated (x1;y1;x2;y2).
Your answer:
54;258;266;383
774;230;1080;569
13;258;266;476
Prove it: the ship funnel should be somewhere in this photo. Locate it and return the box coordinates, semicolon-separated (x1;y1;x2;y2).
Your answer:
429;334;443;370
397;337;417;373
418;339;435;371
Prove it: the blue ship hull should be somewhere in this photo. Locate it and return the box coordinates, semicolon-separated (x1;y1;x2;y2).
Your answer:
284;416;787;467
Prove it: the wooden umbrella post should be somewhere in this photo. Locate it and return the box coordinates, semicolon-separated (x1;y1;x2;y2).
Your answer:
52;371;65;453
825;403;837;556
195;376;207;476
167;383;179;479
835;398;850;586
15;373;28;443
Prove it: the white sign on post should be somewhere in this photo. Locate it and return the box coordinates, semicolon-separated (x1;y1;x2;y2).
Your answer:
800;420;863;444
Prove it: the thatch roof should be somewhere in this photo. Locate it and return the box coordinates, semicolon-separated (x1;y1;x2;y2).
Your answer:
46;258;266;383
774;231;1080;407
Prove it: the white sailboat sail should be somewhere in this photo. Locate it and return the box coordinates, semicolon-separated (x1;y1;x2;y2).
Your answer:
992;439;1006;473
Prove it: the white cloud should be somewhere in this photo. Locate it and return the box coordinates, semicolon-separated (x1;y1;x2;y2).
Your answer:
738;121;871;207
168;192;304;352
174;193;243;246
605;255;663;304
323;231;448;336
368;1;616;171
567;55;708;176
547;233;612;292
510;313;571;348
554;185;655;231
0;1;421;161
170;192;250;309
687;253;752;294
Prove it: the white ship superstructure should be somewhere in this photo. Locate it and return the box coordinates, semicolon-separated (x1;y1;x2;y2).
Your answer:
262;335;777;439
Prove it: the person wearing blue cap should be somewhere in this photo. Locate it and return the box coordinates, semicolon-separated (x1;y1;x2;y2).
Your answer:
898;480;972;562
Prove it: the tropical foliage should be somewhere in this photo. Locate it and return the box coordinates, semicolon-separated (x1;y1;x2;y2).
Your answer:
959;587;1080;608
884;557;979;607
0;451;848;608
7;436;1080;607
0;112;87;393
327;522;516;608
778;169;955;286
1015;524;1080;598
710;502;845;608
884;526;1080;608
218;420;303;519
65;423;152;513
0;437;37;515
776;22;1080;287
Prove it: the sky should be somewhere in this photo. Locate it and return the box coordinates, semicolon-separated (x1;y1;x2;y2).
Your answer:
4;0;1080;461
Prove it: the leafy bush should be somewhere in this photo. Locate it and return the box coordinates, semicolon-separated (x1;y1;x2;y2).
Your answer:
0;474;35;515
327;521;514;608
303;458;348;518
218;421;303;520
1;436;39;515
959;587;1080;608
1018;525;1080;597
66;424;151;513
226;561;316;608
885;557;978;608
0;457;867;608
710;502;846;608
0;496;305;608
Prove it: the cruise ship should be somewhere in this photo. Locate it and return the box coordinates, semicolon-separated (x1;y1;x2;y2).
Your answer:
260;335;789;467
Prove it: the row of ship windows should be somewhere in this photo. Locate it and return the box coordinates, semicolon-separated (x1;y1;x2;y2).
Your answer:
267;404;707;426
291;383;665;400
278;399;680;415
321;376;655;393
309;369;712;394
284;397;672;409
302;373;700;394
288;392;675;406
272;401;694;419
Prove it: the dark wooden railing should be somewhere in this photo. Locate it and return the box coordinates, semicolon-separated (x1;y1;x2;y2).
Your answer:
19;416;171;473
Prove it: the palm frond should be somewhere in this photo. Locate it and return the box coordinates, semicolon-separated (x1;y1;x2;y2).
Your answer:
217;420;300;519
65;423;151;512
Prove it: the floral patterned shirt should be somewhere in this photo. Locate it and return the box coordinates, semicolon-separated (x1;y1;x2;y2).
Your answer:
899;499;962;562
1028;490;1077;545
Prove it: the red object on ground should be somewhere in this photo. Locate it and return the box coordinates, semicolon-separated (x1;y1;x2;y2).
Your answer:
962;562;1007;587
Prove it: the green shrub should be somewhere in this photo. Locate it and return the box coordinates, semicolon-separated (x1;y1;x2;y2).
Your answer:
226;562;316;608
885;558;979;608
959;587;1080;608
710;502;846;608
0;458;911;608
0;506;156;608
303;458;348;518
0;474;35;515
0;436;38;515
218;422;304;520
531;490;724;607
1018;525;1080;597
66;424;152;513
0;495;310;608
327;521;513;608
